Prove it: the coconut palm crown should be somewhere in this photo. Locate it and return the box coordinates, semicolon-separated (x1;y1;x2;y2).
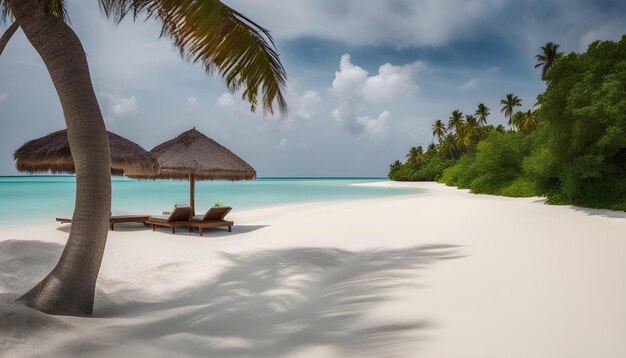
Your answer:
535;42;564;79
475;103;490;126
500;93;522;128
432;119;447;143
447;110;465;132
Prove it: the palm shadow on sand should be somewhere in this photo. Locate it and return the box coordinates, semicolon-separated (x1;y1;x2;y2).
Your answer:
87;244;460;357
0;240;461;357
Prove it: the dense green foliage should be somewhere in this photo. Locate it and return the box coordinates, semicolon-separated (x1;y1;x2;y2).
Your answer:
389;37;626;211
529;37;626;210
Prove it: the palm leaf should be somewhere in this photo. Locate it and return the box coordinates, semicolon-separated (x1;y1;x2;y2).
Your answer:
99;0;287;115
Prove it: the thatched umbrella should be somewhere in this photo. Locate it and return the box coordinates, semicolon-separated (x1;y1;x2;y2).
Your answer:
14;129;159;176
129;128;256;212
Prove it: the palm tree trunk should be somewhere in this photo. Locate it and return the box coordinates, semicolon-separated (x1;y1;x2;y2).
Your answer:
0;20;18;56
10;0;111;316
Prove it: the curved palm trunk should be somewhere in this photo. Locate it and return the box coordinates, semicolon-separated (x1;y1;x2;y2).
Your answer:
0;20;18;56
10;0;111;316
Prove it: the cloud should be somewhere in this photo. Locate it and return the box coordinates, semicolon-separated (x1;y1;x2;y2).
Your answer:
186;96;198;106
217;86;321;128
579;22;626;50
225;0;505;47
99;89;138;123
331;54;422;137
460;78;479;90
355;111;392;142
278;138;288;150
0;92;7;101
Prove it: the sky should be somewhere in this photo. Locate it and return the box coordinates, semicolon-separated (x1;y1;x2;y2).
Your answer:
1;0;625;177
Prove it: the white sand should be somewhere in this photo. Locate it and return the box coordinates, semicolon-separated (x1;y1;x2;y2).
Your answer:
0;182;625;358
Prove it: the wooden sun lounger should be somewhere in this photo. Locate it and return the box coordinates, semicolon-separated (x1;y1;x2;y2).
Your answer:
144;206;194;234
188;206;234;236
56;215;150;230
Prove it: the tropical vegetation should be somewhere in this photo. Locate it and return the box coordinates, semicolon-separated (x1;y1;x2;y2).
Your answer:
389;37;626;211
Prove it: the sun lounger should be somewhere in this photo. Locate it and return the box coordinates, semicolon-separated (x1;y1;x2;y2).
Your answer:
56;215;150;230
188;206;234;236
145;206;194;233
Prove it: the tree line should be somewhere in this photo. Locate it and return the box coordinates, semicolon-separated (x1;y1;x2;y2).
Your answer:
389;38;626;211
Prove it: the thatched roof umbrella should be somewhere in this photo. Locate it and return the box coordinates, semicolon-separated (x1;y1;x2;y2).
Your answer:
14;129;159;176
129;128;256;212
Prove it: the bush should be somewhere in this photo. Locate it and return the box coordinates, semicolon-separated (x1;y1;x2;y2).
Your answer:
439;131;538;197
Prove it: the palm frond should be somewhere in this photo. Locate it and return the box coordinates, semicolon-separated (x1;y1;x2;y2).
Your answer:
99;0;287;115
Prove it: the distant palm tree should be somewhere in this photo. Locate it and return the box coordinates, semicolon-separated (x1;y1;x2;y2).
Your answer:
447;110;465;132
511;111;525;131
406;146;422;165
495;124;506;133
535;42;564;79
521;110;537;133
461;115;479;148
390;160;402;172
475;103;490;126
500;94;522;129
432;119;447;144
442;133;457;159
427;142;437;154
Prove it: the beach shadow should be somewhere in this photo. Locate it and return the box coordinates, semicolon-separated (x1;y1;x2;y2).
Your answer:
57;224;269;236
570;206;626;219
0;240;62;293
0;239;461;357
78;244;460;357
149;225;269;238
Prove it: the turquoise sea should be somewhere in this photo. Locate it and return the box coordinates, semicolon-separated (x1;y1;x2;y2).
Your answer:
0;177;419;225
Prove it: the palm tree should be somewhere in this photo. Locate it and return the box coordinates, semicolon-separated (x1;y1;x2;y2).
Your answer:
406;146;424;165
432;119;446;144
461;115;479;148
427;142;437;154
441;133;457;160
500;93;522;129
2;0;287;316
511;111;525;131
475;103;490;126
535;42;563;79
447;110;465;133
390;160;402;172
520;110;537;133
495;124;506;133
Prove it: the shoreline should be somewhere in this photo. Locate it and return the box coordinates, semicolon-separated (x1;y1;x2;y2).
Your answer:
1;183;625;357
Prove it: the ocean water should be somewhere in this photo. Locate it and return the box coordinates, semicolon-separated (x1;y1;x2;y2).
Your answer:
0;177;419;225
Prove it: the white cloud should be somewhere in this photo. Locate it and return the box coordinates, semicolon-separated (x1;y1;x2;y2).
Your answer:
460;78;479;90
331;54;422;137
278;138;288;150
0;92;7;101
186;96;198;106
226;0;505;47
355;111;392;142
99;89;138;123
217;86;321;128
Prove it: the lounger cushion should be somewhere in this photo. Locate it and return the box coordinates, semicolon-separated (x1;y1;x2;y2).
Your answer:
150;215;170;221
190;215;205;222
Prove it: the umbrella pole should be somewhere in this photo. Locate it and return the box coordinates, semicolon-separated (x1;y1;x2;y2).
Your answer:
190;173;195;214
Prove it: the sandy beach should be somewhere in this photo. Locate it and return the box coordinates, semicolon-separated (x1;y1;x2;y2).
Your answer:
1;182;625;358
